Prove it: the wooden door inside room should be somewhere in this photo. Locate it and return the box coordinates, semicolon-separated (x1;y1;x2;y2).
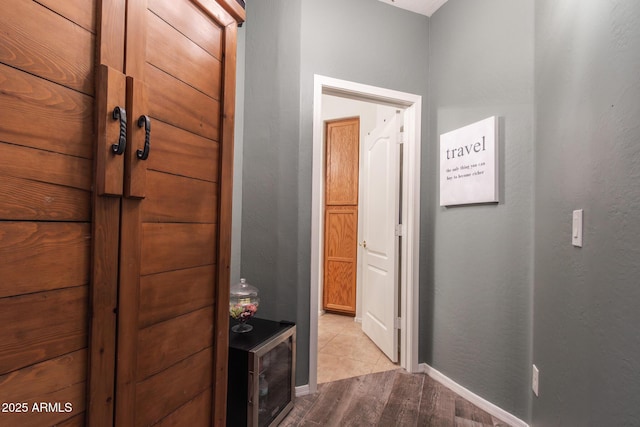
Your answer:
0;1;96;425
98;0;242;425
0;0;244;425
323;117;360;316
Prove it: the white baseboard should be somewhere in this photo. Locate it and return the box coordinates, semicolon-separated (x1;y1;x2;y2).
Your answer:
419;363;529;427
295;384;311;397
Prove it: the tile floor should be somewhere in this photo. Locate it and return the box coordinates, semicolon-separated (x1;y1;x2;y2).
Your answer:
317;313;399;384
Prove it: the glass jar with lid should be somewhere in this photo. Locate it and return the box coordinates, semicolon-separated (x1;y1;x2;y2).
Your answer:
229;278;259;333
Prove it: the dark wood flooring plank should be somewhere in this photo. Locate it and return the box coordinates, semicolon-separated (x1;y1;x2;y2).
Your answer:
282;371;515;427
340;369;398;425
297;376;356;425
378;371;425;426
277;393;318;427
455;419;486;427
418;376;456;427
456;395;493;424
492;415;511;426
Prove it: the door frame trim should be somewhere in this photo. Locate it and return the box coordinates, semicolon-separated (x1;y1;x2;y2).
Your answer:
309;74;421;393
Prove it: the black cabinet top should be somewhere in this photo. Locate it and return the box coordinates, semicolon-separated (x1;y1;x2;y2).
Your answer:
228;317;295;352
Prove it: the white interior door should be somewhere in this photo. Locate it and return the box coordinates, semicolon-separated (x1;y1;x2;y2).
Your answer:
361;112;400;362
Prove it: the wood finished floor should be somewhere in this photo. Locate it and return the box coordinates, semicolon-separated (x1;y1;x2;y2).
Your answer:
280;369;513;427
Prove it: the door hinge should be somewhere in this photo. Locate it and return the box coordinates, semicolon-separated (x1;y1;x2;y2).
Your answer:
394;317;402;330
395;224;404;237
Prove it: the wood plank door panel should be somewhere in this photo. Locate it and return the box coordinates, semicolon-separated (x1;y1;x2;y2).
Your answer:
325;118;360;206
323;206;358;314
0;1;96;425
113;0;238;425
1;0;240;424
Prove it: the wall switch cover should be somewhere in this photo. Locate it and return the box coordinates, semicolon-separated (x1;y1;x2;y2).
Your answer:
532;364;539;396
572;209;583;247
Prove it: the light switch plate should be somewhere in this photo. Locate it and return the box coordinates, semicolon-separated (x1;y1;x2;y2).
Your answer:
532;364;539;396
572;209;583;247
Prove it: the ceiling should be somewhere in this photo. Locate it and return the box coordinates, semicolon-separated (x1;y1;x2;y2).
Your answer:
377;0;449;17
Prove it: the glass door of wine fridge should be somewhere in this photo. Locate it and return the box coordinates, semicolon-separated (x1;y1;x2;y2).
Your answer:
250;326;295;426
227;318;296;427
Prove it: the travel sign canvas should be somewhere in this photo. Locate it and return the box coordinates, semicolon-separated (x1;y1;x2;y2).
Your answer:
439;116;498;206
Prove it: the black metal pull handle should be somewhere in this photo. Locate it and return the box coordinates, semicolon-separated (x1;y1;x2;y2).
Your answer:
111;106;127;155
136;115;151;160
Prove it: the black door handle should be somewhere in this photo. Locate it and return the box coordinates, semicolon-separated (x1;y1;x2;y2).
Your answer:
111;106;127;155
136;115;151;160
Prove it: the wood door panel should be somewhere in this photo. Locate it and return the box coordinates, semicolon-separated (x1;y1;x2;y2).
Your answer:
0;222;90;298
149;0;224;59
0;175;90;221
146;63;220;141
0;286;88;373
139;265;215;328
0;381;85;427
153;387;212;427
323;206;358;314
0;0;94;95
142;170;217;223
146;10;221;99
141;223;216;275
0;349;86;426
54;414;85;427
0;63;94;158
136;347;212;427
35;0;97;33
137;307;213;381
325;206;358;258
0;143;92;191
324;260;356;313
147;120;219;182
0;349;85;402
325;118;360;206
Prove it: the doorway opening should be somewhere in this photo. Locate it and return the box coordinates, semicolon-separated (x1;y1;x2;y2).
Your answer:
308;75;422;394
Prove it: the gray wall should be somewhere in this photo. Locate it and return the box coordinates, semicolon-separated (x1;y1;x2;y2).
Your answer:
241;0;428;386
428;0;534;419
240;0;302;339
533;1;640;425
231;24;245;285
238;0;640;424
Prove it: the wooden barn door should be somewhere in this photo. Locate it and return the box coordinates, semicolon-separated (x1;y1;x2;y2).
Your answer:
0;1;97;425
113;0;237;425
0;0;240;425
88;0;240;426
